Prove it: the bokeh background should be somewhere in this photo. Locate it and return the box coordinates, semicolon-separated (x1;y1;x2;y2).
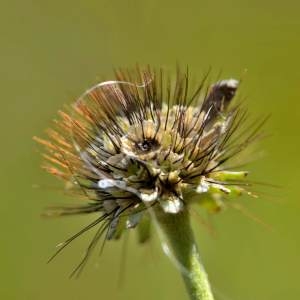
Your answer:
1;1;300;299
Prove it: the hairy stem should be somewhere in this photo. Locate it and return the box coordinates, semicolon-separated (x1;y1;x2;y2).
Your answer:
156;208;214;300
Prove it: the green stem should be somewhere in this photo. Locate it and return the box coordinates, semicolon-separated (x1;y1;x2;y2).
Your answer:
156;208;215;300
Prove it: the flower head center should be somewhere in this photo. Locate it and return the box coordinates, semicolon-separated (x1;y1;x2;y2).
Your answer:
137;139;154;152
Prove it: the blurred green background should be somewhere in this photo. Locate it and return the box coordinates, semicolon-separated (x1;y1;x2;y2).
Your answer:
1;0;299;299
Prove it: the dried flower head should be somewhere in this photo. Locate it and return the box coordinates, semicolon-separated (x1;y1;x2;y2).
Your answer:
35;66;263;276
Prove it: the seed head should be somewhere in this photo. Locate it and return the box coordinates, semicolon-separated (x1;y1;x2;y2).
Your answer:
35;67;262;275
